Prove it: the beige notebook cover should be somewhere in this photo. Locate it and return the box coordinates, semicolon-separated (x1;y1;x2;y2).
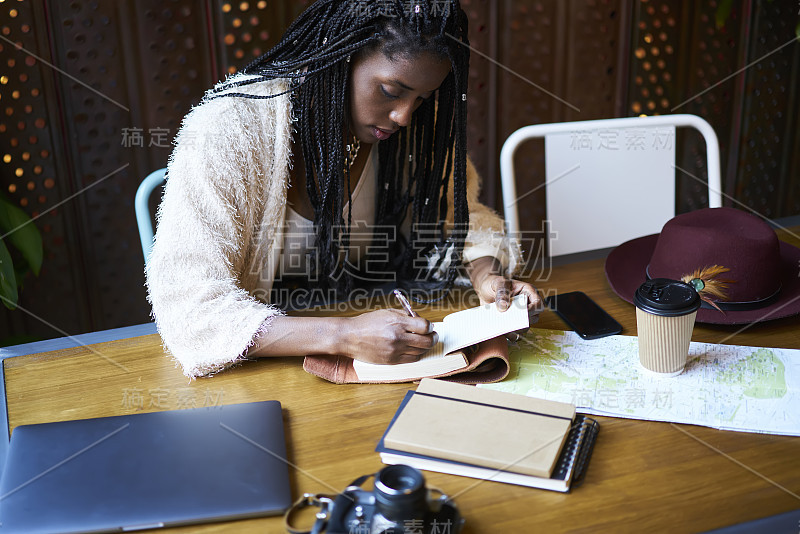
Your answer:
383;379;575;478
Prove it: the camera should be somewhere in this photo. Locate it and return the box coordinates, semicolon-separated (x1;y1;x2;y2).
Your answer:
315;464;463;534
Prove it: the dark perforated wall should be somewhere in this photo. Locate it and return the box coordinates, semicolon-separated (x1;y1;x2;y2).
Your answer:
1;0;798;342
628;0;800;217
496;0;628;237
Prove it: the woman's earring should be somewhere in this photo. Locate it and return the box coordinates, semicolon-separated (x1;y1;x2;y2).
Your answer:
346;55;351;63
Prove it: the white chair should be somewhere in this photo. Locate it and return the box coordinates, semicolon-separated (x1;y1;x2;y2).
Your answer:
499;114;722;257
135;168;166;263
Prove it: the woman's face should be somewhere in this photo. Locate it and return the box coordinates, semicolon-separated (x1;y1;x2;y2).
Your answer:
348;49;452;144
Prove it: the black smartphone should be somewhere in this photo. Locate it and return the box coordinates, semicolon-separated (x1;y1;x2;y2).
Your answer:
544;291;623;340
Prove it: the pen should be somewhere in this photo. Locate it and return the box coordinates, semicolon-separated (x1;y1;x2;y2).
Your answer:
393;289;418;317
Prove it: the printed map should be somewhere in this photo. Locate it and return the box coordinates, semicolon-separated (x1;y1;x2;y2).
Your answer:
479;329;800;435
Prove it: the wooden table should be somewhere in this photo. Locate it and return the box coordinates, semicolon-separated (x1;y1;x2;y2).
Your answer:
3;226;800;533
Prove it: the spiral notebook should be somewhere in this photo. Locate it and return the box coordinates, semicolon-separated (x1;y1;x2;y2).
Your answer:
376;379;599;492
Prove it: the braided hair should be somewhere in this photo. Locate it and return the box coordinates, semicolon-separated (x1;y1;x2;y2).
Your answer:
210;0;470;298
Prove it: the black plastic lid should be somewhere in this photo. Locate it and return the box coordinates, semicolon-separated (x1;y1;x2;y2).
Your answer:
633;278;701;317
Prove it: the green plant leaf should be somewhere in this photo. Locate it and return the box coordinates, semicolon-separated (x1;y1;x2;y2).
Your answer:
0;238;19;310
715;0;734;29
14;262;30;290
0;195;43;276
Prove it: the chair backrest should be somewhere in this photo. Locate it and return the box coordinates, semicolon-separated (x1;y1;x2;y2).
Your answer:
500;114;722;257
135;168;166;263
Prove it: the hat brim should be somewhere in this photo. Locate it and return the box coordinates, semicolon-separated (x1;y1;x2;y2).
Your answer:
605;235;800;325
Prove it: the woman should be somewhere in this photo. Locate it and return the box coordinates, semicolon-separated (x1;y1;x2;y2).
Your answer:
146;0;541;378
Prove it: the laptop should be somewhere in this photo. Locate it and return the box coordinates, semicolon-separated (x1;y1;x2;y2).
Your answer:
0;400;292;533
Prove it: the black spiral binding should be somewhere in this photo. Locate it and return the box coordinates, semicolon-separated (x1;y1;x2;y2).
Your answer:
551;414;600;490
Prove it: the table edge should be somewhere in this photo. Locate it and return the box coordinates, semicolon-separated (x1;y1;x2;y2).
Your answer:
0;322;158;478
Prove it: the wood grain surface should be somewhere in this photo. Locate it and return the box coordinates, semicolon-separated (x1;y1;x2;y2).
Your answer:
4;227;800;533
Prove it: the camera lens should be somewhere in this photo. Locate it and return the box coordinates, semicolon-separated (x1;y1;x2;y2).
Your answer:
376;465;423;495
374;465;427;523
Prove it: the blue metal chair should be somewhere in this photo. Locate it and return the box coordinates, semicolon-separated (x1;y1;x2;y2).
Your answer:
135;168;166;263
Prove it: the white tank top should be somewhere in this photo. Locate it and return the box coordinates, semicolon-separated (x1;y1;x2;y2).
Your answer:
279;147;377;277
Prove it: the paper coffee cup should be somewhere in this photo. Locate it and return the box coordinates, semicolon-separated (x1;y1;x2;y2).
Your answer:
633;279;700;375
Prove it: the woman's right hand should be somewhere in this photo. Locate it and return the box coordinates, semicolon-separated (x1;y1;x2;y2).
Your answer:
339;309;438;365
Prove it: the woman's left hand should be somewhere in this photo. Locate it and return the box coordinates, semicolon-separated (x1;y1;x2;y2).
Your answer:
468;258;544;342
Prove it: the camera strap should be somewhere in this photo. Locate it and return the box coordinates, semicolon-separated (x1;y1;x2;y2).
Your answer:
283;474;373;534
283;493;335;534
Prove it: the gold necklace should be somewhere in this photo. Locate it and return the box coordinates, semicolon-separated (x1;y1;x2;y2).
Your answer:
344;136;361;173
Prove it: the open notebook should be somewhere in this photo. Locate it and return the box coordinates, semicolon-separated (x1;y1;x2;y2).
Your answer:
353;294;529;381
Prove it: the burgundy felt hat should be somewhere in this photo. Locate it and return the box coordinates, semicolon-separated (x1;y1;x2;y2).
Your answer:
605;207;800;324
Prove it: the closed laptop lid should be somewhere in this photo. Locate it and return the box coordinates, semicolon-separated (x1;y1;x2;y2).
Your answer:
0;400;291;533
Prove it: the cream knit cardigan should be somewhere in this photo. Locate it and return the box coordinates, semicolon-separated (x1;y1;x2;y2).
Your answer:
146;75;519;378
